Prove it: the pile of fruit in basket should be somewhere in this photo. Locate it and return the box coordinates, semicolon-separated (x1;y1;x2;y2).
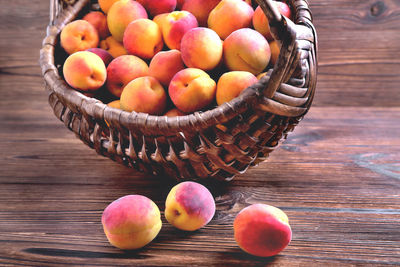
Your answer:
60;0;292;116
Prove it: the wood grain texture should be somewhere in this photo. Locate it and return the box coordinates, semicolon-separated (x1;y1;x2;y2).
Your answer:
1;0;400;266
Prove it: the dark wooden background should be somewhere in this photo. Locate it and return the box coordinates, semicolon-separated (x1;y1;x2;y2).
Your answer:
1;0;400;266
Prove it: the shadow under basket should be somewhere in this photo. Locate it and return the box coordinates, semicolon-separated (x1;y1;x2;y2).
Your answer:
39;0;318;181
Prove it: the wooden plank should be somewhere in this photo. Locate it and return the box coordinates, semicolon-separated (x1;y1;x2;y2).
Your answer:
1;107;399;266
311;0;400;107
1;0;400;265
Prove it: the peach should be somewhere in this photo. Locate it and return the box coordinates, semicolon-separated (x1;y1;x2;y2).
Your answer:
252;2;292;41
137;0;177;17
216;71;258;105
208;0;254;40
98;0;120;14
60;20;99;55
234;204;292;257
100;36;128;58
107;100;121;109
102;195;162;250
87;48;113;66
107;0;148;42
169;68;216;113
182;0;220;26
153;13;169;30
120;76;167;115
223;28;271;75
269;40;280;66
123;19;163;59
180;27;222;71
165;181;215;231
106;55;149;97
164;108;187;117
161;11;198;50
63;51;107;91
148;50;185;87
83;11;110;39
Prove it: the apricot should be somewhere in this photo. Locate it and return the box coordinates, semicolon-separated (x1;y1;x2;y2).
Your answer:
63;51;107;91
107;100;121;109
216;71;258;105
99;36;128;58
83;11;110;39
123;19;163;59
165;181;215;231
120;76;167;115
106;55;149;97
182;0;220;27
60;20;99;55
98;0;120;14
234;204;292;257
107;0;148;42
87;48;113;66
180;27;223;71
149;50;185;87
136;0;177;17
223;28;271;75
102;195;162;250
164;108;187;117
153;13;169;30
269;40;280;66
161;11;198;50
208;0;254;40
252;2;292;41
169;68;216;113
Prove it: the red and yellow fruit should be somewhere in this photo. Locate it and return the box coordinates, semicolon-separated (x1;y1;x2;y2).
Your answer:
234;204;292;257
137;0;177;17
208;0;254;40
86;48;113;66
269;40;280;66
83;11;110;39
182;0;220;27
102;195;162;250
216;71;258;105
63;51;107;91
107;100;121;109
169;68;216;113
60;20;99;55
107;0;148;42
106;55;149;97
98;0;120;14
252;2;292;41
164;108;187;117
120;76;167;115
99;36;128;58
161;11;198;50
165;181;215;231
123;19;163;59
180;27;223;71
149;49;185;87
223;28;271;75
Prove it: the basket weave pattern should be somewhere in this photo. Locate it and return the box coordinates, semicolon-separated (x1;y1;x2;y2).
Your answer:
40;0;317;181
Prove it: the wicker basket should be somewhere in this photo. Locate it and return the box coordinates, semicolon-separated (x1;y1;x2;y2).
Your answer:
39;0;317;181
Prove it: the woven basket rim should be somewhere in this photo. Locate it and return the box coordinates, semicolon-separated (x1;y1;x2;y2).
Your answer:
40;0;316;136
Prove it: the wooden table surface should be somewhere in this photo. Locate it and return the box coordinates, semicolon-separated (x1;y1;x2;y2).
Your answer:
1;0;399;266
